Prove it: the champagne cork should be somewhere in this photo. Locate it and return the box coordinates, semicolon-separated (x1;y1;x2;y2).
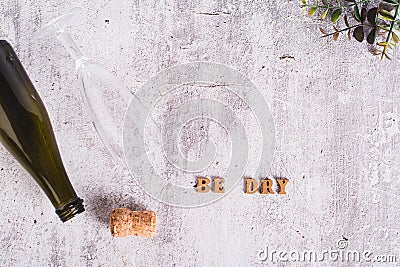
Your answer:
110;208;156;238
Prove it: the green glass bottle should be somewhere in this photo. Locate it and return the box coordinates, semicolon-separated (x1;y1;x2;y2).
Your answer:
0;40;84;222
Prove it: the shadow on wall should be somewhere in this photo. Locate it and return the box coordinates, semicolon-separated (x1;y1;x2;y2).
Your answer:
86;188;146;227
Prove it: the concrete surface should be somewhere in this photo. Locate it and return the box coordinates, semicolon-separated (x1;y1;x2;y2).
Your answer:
0;0;399;266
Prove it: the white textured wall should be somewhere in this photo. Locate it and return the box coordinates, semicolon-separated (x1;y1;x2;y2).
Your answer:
0;0;399;266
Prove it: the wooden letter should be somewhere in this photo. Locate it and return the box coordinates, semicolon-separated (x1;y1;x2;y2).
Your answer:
213;178;225;193
260;179;275;194
245;178;259;194
277;179;289;194
197;177;210;193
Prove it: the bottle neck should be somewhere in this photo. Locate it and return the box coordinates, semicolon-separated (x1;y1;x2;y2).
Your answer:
55;197;85;222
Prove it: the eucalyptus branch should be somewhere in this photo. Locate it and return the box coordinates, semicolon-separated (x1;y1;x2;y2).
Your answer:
301;0;400;60
320;24;360;37
300;0;372;9
381;4;400;59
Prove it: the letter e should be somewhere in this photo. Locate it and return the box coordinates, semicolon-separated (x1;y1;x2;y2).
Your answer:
213;178;225;193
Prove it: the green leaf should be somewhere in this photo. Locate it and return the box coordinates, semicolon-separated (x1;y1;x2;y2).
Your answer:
382;0;398;4
301;0;307;6
333;32;339;41
378;25;391;31
331;8;342;23
379;10;395;21
367;28;376;44
321;8;329;19
361;8;367;23
322;0;328;5
377;41;388;46
353;26;364;42
344;14;350;27
367;8;377;26
308;6;318;16
393;32;399;43
354;5;361;22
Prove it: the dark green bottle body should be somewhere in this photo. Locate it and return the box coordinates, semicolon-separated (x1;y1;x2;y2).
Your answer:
0;40;84;222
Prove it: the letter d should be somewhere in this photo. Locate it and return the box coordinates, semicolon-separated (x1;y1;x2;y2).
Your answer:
257;246;268;261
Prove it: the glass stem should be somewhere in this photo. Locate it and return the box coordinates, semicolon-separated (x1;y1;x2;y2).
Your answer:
56;31;83;61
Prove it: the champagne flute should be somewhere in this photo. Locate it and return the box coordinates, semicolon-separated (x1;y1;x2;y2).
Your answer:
33;7;153;167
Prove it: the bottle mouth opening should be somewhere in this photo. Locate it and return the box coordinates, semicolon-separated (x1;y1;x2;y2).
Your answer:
55;197;85;222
